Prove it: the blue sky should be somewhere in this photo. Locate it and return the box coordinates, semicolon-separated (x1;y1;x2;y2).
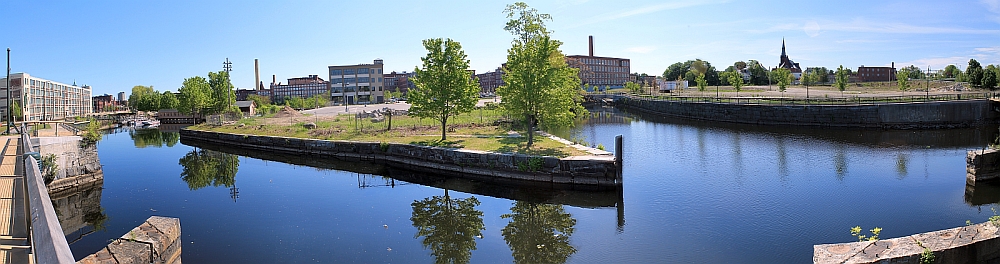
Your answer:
4;0;999;96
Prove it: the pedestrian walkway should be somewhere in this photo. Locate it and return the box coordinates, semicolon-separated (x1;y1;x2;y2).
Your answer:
0;137;31;263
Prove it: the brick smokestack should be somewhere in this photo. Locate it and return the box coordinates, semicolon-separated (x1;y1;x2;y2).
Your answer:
254;59;260;90
589;35;594;57
272;75;276;86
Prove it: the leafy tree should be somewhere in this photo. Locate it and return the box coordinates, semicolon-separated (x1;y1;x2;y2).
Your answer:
178;76;212;116
411;190;484;264
801;70;816;98
943;64;959;78
178;149;238;190
773;68;792;93
160;91;179;110
624;82;641;94
10;100;20;121
724;71;743;97
501;202;577;264
835;65;849;97
128;85;160;112
409;38;481;141
968;59;984;87
983;65;998;90
208;71;237;114
734;61;747;71
247;94;271;107
694;72;707;94
499;2;585;147
903;65;924;79
662;59;720;86
747;60;770;85
897;68;911;95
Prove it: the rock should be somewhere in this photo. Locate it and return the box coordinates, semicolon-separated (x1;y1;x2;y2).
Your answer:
303;122;317;129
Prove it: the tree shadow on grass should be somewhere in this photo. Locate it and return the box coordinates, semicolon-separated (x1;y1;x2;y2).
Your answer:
410;139;466;148
495;137;570;157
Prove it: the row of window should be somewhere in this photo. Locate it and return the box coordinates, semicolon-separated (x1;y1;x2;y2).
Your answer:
586;65;627;73
331;77;383;84
330;68;384;76
332;86;383;93
581;58;628;67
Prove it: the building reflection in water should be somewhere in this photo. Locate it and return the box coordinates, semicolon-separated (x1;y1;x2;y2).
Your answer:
52;178;108;244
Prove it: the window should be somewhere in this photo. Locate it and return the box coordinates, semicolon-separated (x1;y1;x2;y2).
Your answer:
359;77;370;83
331;69;343;75
344;69;356;75
358;68;369;74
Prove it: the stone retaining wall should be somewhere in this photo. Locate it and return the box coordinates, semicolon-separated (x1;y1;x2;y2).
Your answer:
179;129;621;187
615;96;1000;129
78;216;182;264
814;221;1000;263
968;148;1000;184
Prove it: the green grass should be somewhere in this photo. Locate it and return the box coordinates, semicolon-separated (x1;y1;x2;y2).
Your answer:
192;108;588;157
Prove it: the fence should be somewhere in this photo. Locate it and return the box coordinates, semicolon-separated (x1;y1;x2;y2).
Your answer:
605;92;997;106
349;106;517;133
21;129;76;263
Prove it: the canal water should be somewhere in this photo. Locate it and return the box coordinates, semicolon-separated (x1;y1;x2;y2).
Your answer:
59;109;1000;263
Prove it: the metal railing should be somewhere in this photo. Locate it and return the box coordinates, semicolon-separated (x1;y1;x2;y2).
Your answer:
607;92;997;106
21;129;75;263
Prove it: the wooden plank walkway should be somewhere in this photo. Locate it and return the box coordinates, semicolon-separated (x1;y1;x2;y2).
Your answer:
0;137;31;264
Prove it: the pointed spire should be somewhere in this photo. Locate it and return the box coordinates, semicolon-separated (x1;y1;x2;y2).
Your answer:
781;38;786;57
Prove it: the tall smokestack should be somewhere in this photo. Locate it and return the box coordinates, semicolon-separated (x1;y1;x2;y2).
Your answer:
272;75;276;86
254;59;260;90
589;36;594;57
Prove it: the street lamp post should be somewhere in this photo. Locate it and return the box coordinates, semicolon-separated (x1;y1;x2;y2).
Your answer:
223;58;233;119
6;48;10;134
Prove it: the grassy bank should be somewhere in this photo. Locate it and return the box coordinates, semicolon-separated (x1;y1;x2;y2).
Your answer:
188;108;590;158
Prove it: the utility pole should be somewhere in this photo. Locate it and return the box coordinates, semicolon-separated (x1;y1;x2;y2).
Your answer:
223;58;233;119
926;65;930;99
6;48;10;134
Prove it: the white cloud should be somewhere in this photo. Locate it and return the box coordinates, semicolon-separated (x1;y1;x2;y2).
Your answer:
898;57;969;69
573;1;726;27
803;21;821;37
751;19;1000;35
626;46;657;54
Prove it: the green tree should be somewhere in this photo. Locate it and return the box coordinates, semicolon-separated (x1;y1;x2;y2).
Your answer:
178;149;239;190
178;76;211;116
774;68;792;93
499;2;585;147
128;85;160;112
725;71;743;97
160;91;179;110
747;60;770;85
246;94;271;107
501;202;577;264
208;71;237;114
801;70;816;98
897;68;911;95
835;65;849;97
734;61;747;71
10;100;21;121
624;82;641;94
968;59;984;87
983;65;998;90
410;190;485;264
409;38;481;141
943;64;959;78
694;72;707;94
903;65;924;79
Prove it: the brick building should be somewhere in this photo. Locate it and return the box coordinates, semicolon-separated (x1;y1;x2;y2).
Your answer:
857;63;897;82
92;94;117;112
566;36;631;88
475;66;504;95
383;71;412;94
270;75;328;102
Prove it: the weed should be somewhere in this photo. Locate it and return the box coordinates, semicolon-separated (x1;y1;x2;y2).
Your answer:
850;226;881;242
380;141;390;152
597;143;605;150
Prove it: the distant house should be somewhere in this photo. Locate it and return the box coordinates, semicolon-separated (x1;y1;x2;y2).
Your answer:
236;101;256;117
157;109;201;124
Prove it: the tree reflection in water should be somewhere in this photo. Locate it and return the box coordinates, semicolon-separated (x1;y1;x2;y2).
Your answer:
178;149;239;190
501;201;577;264
130;129;180;148
410;189;484;264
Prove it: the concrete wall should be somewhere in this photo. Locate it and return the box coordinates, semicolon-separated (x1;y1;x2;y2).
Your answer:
32;136;103;180
968;149;1000;184
180;129;622;187
814;221;1000;263
615;96;1000;129
77;216;182;264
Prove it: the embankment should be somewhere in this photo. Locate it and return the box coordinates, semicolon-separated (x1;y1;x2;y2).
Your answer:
179;129;621;187
615;96;1000;129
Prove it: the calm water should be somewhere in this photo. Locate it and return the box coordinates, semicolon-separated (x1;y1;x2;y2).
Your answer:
58;110;1000;263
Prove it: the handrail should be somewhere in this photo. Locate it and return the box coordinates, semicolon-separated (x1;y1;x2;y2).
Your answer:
601;92;997;106
21;130;75;263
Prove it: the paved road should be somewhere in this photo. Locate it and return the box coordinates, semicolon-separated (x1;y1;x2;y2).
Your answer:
301;99;499;117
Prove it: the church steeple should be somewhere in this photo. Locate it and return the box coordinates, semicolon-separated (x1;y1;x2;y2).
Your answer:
781;38;786;57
